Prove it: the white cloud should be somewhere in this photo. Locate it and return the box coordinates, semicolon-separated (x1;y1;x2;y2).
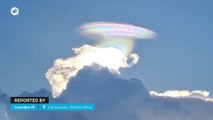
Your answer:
5;69;213;120
45;22;156;98
150;90;213;102
45;44;139;98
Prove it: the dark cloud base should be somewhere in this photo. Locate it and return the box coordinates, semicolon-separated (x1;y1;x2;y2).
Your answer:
1;67;213;120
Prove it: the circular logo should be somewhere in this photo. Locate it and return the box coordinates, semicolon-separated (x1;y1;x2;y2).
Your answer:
10;7;19;16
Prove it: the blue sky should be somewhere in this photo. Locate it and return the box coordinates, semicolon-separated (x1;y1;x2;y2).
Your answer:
0;0;213;96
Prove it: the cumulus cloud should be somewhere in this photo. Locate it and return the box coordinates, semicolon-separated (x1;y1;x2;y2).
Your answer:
45;45;139;98
4;68;213;120
0;91;9;120
150;90;213;102
0;91;9;104
45;22;156;98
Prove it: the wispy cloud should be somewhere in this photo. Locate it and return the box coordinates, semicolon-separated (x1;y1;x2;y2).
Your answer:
150;90;213;102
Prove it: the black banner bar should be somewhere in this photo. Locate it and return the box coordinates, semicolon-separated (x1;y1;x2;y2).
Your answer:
11;97;49;104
